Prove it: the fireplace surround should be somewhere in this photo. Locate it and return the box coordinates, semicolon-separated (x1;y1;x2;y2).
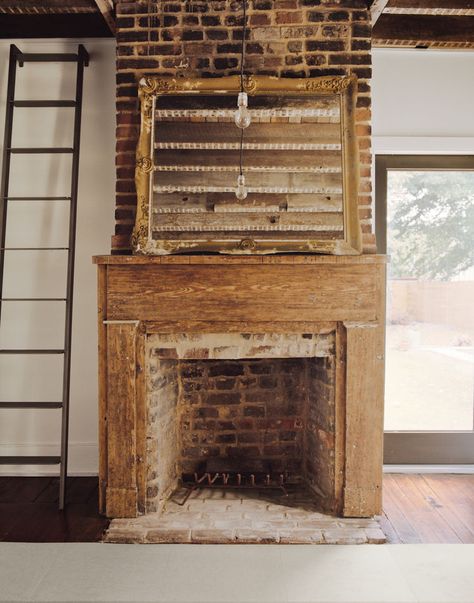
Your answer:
94;254;386;543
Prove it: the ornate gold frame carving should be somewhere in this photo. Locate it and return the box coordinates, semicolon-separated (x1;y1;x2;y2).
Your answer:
133;75;362;255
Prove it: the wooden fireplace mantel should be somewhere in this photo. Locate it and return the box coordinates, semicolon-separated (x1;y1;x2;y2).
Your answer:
93;254;387;519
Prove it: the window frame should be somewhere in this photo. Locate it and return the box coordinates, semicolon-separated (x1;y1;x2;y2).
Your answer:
376;154;474;464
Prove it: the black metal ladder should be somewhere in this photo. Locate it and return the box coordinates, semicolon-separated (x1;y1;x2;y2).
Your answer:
0;44;89;510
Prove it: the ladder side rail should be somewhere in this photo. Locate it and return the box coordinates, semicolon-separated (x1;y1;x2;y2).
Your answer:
0;45;21;325
58;46;88;510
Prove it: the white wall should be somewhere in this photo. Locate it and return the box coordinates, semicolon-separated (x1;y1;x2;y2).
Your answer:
372;48;474;155
0;39;115;474
2;44;473;475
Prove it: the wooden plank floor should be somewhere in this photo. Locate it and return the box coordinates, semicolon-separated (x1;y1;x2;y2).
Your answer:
0;474;473;543
0;476;109;542
381;474;474;544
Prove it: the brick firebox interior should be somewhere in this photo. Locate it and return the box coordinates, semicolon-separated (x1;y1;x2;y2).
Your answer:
146;333;337;515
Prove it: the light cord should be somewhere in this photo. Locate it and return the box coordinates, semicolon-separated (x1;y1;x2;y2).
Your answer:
239;0;247;177
240;0;247;92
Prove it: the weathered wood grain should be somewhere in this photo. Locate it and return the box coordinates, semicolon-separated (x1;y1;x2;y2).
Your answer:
343;323;383;517
151;230;343;241
105;323;139;518
153;170;343;190
105;488;138;519
135;322;147;515
388;0;474;8
373;14;474;44
105;264;377;324
144;320;337;335
334;322;347;515
155;93;340;112
342;262;385;517
97;265;107;515
93;255;387;265
152;193;343;214
155;122;341;144
154;149;342;170
95;255;387;519
151;211;344;232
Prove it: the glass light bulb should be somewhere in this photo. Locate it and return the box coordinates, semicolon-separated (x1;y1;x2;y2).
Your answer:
234;92;251;129
235;174;248;200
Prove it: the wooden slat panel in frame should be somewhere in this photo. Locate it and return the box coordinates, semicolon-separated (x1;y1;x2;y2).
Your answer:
153;193;344;214
132;75;362;256
155;93;341;114
153;171;342;190
151;211;344;233
154;122;342;144
153;149;343;170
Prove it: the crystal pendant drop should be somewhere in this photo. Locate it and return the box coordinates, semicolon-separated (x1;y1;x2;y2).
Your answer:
234;92;251;129
235;174;248;200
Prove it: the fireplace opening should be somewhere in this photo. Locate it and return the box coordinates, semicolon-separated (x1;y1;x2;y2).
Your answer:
146;333;338;516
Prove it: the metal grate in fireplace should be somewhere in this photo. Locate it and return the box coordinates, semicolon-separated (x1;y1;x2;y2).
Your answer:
179;457;290;505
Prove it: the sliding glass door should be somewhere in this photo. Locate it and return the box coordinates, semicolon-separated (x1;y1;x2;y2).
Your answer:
376;156;474;463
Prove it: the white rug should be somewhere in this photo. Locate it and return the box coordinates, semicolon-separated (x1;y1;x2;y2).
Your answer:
1;543;473;602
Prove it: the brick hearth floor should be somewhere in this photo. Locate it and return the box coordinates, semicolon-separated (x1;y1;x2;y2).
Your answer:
104;486;386;544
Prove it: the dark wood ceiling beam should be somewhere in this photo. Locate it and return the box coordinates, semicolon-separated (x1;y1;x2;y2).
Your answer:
94;0;115;35
387;0;473;9
0;0;97;13
371;0;390;25
0;13;114;38
373;14;474;44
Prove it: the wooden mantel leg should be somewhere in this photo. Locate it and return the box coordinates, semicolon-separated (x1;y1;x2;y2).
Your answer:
104;321;146;518
343;321;385;517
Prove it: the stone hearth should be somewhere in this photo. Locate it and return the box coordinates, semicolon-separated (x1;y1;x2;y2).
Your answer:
105;487;385;545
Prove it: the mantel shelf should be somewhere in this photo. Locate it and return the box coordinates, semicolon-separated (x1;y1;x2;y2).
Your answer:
93;254;388;266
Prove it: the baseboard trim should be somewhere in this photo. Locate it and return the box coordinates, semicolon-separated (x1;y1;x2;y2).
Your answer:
0;442;98;476
384;464;474;474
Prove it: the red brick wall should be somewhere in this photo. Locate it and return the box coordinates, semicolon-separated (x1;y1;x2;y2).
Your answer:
179;359;307;476
114;0;374;253
146;354;337;513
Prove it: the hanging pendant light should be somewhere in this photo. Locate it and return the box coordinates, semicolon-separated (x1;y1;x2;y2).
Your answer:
236;173;248;200
235;0;249;200
234;91;251;129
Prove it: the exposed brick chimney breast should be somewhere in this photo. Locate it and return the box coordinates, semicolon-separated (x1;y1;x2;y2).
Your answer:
114;0;373;254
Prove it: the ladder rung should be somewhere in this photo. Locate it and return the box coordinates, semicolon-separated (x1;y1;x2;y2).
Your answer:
0;456;61;465
2;197;71;201
18;53;81;63
0;402;62;409
0;349;64;354
7;148;74;154
0;298;67;302
12;100;76;108
1;247;69;251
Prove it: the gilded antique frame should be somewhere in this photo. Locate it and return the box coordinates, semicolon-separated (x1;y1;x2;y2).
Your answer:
132;75;362;255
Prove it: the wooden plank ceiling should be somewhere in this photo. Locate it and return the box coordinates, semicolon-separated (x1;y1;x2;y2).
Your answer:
0;0;115;38
372;0;474;49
